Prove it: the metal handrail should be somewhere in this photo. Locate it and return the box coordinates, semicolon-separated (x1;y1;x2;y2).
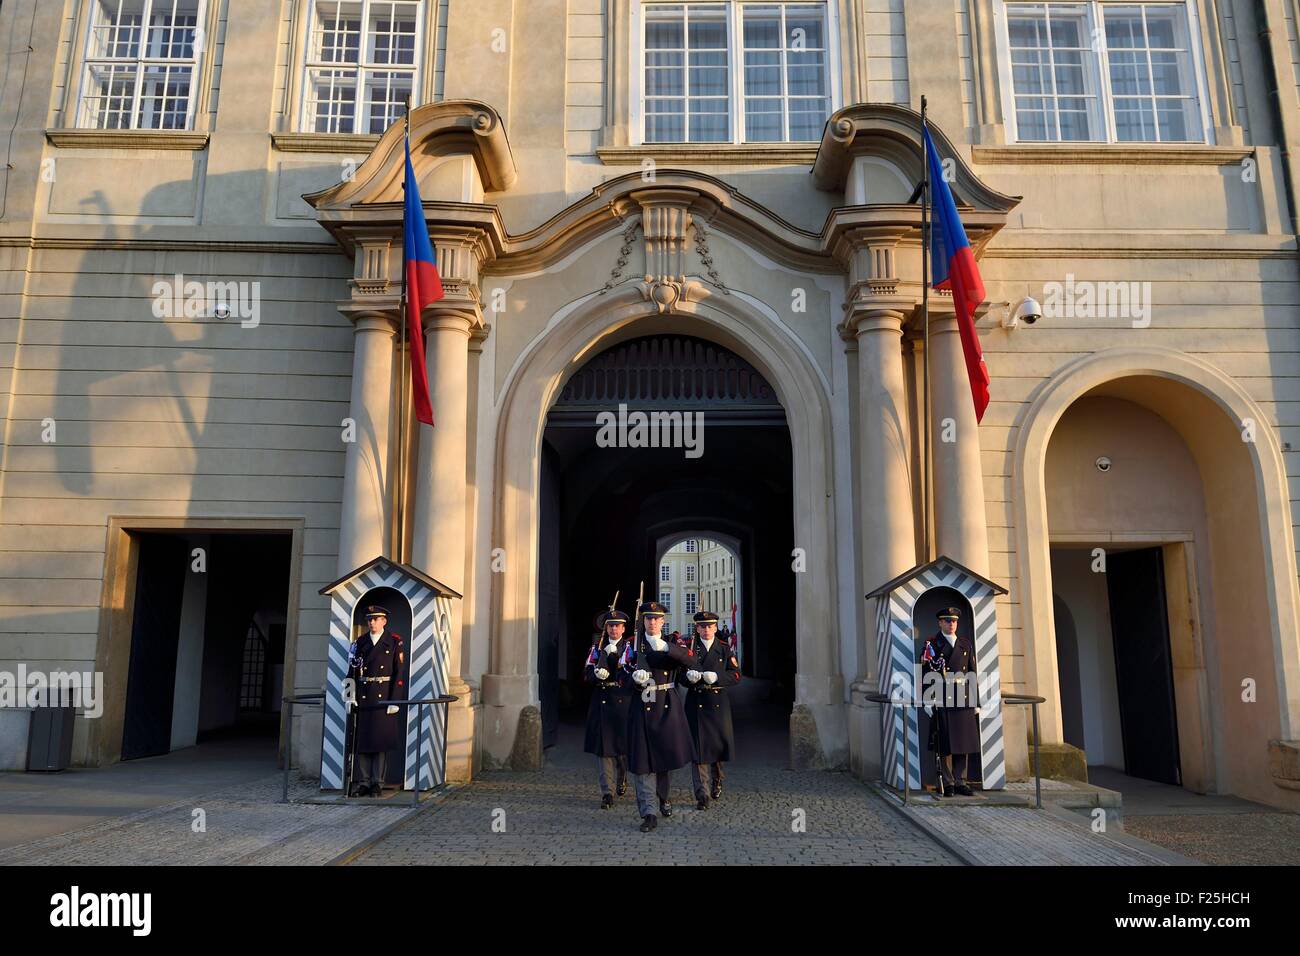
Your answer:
864;690;1049;808
280;692;459;807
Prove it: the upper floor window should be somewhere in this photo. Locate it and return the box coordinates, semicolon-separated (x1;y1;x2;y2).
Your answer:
635;1;836;145
998;1;1209;143
660;564;671;582
685;592;698;614
686;565;696;583
684;539;696;552
660;592;672;611
77;0;205;130
301;0;424;134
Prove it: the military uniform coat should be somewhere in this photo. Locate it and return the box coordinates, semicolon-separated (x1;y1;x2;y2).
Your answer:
683;636;740;763
583;636;632;757
348;630;405;753
922;632;981;756
624;638;696;774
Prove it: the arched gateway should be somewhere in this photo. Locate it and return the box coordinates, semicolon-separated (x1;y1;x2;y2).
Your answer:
306;100;1026;781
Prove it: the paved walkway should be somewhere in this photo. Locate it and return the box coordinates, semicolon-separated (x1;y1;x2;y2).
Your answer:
1088;767;1300;865
350;761;960;866
0;774;413;865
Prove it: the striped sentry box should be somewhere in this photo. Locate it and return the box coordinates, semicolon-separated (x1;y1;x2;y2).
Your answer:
868;556;1008;792
319;557;461;792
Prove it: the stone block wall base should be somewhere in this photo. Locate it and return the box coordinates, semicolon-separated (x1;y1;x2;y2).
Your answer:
789;704;825;770
1027;741;1089;782
445;694;479;784
509;705;544;771
848;700;882;781
1269;739;1300;790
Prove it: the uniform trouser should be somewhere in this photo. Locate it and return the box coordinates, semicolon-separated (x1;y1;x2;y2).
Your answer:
937;752;970;788
355;751;387;790
597;755;628;795
691;761;725;797
632;771;672;818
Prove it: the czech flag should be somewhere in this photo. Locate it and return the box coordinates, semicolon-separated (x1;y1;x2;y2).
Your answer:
924;126;990;423
403;137;444;426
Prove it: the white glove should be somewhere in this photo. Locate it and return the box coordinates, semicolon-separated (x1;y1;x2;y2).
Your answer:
632;669;650;686
386;705;399;715
703;671;718;685
604;641;620;655
594;667;610;681
686;669;702;683
646;635;667;652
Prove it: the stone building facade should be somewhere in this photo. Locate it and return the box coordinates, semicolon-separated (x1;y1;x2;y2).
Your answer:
0;0;1298;811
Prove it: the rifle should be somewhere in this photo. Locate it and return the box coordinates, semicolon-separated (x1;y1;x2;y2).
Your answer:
632;580;645;670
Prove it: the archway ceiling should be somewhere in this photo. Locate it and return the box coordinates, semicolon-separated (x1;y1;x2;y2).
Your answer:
307;101;1018;277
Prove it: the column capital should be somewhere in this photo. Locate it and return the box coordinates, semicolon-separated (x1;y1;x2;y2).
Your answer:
337;304;400;334
838;304;909;342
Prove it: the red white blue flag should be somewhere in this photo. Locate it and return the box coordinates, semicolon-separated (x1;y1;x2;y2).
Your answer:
403;136;444;426
924;126;990;423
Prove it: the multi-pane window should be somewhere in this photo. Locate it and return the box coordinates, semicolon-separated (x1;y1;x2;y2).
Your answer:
685;592;698;615
686;565;696;583
1002;1;1206;143
684;540;696;552
660;591;672;611
302;0;423;134
640;1;833;144
77;0;204;130
660;564;671;582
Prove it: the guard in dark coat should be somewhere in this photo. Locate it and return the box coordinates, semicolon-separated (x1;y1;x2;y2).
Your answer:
583;607;632;808
347;605;406;797
922;606;980;797
624;600;696;832
681;610;740;810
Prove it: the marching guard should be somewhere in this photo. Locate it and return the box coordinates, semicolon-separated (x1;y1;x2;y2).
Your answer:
682;610;740;810
624;600;696;832
347;605;405;797
583;607;632;807
922;606;981;797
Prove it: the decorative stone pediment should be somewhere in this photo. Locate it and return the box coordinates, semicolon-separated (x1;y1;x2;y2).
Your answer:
304;100;517;215
813;103;1020;214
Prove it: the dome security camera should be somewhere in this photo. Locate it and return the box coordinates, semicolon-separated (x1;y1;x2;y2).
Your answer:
1012;296;1043;325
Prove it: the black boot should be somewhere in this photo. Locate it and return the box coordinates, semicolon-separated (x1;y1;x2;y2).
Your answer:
659;799;673;818
710;782;722;800
954;783;974;797
696;793;709;811
639;814;657;832
600;793;614;809
616;776;628;797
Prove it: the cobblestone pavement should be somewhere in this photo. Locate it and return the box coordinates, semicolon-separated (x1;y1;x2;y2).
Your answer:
903;804;1185;865
1122;813;1300;866
350;761;961;866
0;775;413;866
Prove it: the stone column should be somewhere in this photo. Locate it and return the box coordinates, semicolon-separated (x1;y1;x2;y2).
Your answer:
845;307;917;778
928;312;991;576
410;304;478;781
337;311;396;575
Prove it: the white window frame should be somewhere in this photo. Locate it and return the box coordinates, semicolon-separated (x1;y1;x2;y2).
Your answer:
629;0;842;147
75;0;209;131
686;565;696;582
660;564;671;582
298;0;427;135
660;591;672;612
685;591;698;615
993;0;1214;145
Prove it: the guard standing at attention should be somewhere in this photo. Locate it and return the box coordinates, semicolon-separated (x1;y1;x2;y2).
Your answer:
682;609;740;810
583;607;632;807
922;606;980;797
347;605;405;797
624;600;696;832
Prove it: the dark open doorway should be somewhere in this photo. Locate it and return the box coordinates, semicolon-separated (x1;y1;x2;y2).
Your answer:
122;531;292;761
536;334;796;756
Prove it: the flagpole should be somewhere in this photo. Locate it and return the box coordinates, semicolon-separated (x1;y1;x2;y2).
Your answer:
398;97;411;563
920;94;933;564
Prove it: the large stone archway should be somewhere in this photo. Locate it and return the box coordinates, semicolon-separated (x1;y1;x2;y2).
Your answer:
482;281;845;771
1013;346;1300;807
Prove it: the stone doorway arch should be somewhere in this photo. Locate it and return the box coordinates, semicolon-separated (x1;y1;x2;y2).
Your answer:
482;282;845;771
1014;346;1300;808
